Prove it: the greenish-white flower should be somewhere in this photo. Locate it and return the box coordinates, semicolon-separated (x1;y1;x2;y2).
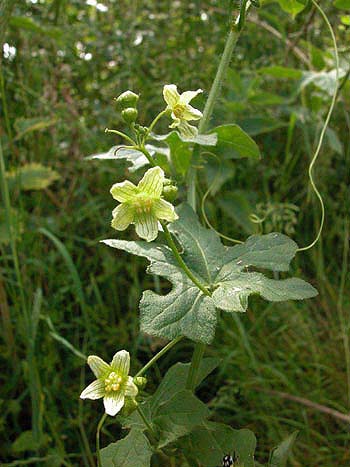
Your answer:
163;84;203;138
80;350;138;416
110;166;178;242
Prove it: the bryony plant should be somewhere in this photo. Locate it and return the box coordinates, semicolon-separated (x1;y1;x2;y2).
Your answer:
81;1;337;466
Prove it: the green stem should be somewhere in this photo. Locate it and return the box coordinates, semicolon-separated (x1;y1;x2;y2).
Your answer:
105;128;136;146
96;413;108;467
138;145;157;167
135;336;184;378
136;405;158;445
186;3;251;390
187;22;243;208
161;223;211;296
145;109;168;139
185;342;206;391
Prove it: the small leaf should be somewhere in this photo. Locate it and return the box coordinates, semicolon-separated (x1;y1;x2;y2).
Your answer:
100;429;153;467
6;163;60;191
335;0;350;9
275;0;307;16
12;430;50;453
210;124;261;160
14;117;57;141
269;431;299;467
258;66;303;80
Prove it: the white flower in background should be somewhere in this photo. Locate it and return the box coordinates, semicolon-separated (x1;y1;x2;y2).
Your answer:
80;350;138;416
163;84;203;138
110;166;178;242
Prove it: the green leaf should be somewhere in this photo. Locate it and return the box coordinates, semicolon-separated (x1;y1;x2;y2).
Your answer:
102;238;217;343
154;390;209;448
335;0;350;9
6;163;60;191
210;124;261;160
124;359;219;444
87;145;169;172
156;131;192;177
237;117;286;136
150;358;220;410
10;16;63;39
100;429;153;467
269;431;298;467
11;430;50;453
103;204;317;344
183;422;256;467
273;0;307;16
340;15;350;25
152;131;217;147
14;117;57;141
258;66;303;80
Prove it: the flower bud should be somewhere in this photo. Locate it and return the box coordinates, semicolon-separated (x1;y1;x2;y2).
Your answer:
122;107;138;124
133;376;147;390
115;90;139;110
162;184;178;203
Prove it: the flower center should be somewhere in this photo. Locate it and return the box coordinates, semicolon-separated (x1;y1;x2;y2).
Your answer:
133;197;153;215
173;103;186;119
105;371;123;392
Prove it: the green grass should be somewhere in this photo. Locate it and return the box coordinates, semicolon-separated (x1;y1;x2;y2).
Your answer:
0;1;349;465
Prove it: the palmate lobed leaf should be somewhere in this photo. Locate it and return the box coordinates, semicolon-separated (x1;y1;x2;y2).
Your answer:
103;204;317;344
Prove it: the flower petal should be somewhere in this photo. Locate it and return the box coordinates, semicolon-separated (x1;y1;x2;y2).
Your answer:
80;379;105;400
110;180;138;203
110;350;130;376
169;117;180;129
135;212;159;242
111;204;134;231
138;166;164;197
103;392;125;416
163;84;180;108
87;356;111;378
153;199;178;222
177;121;199;138
181;104;203;121
125;377;138;397
179;88;203;104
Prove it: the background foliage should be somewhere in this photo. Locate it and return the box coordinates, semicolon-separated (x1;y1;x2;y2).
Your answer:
0;0;349;465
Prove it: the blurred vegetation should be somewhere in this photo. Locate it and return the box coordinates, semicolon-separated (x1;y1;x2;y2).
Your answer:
0;0;349;465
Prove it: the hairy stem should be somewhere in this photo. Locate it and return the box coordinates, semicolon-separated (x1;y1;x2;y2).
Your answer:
185;342;206;391
186;4;251;391
187;19;243;208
